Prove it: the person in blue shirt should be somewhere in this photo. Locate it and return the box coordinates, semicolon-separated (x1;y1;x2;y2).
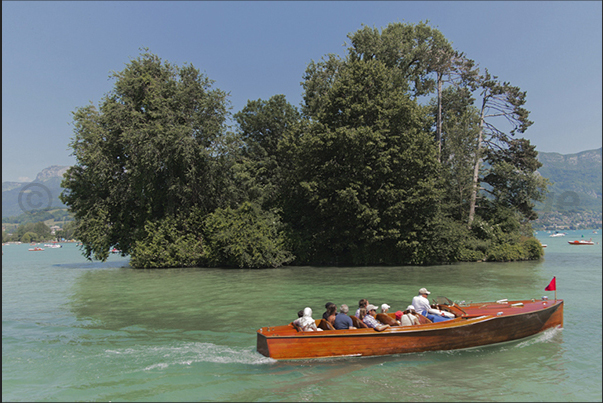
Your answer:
333;304;357;330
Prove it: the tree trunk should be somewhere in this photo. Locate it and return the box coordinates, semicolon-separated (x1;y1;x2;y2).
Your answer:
436;71;443;163
468;97;487;227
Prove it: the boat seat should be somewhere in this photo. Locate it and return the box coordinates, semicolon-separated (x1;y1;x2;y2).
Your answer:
416;313;433;324
376;313;398;326
350;315;368;328
318;318;335;331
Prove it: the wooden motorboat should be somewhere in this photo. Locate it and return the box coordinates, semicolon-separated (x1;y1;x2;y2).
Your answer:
257;297;563;360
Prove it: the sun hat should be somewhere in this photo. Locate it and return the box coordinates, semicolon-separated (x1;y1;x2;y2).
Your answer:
395;310;403;319
381;303;390;311
407;305;416;311
418;288;431;295
366;304;379;311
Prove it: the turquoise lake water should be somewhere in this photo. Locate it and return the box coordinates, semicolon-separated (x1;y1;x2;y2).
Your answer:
2;229;601;401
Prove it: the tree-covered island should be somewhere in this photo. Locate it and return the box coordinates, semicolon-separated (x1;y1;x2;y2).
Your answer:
61;22;548;268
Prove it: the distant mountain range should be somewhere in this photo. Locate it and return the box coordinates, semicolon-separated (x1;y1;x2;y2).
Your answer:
2;148;602;219
535;147;602;213
2;166;69;218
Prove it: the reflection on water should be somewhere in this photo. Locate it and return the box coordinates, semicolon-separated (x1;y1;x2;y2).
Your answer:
68;261;549;334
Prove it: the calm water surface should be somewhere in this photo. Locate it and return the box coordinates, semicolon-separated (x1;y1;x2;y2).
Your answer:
2;230;602;401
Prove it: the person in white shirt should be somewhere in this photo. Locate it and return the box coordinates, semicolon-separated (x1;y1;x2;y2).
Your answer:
395;305;420;326
411;288;454;323
293;307;324;331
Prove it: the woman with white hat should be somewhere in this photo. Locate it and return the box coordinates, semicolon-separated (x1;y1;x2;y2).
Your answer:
293;307;324;331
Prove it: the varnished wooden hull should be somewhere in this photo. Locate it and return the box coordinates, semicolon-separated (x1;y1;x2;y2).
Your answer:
257;299;563;360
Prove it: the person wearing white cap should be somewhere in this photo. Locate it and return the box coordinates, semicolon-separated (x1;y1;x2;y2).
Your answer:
411;288;454;323
380;303;391;313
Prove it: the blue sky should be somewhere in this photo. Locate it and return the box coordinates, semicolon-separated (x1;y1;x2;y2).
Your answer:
2;1;601;183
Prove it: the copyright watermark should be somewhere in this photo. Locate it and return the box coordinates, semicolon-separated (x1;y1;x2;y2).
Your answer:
18;183;52;214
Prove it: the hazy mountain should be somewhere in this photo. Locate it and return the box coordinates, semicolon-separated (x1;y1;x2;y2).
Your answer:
535;147;602;213
2;166;69;218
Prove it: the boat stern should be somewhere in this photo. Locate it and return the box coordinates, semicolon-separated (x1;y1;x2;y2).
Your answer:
256;327;270;357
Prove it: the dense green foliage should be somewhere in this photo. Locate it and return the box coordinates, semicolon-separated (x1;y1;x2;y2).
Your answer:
2;221;53;243
204;202;294;268
129;214;205;268
55;220;77;241
281;57;443;265
61;50;234;262
61;24;549;268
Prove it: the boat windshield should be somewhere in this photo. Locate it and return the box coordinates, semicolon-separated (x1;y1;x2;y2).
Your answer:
434;296;454;306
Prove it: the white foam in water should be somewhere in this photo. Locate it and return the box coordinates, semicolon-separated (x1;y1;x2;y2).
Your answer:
515;327;562;348
144;363;169;371
105;342;275;372
187;342;276;365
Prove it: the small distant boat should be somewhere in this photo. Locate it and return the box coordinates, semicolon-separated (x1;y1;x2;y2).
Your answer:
541;244;547;248
44;243;62;248
110;248;121;254
28;247;44;251
568;239;594;245
549;232;566;237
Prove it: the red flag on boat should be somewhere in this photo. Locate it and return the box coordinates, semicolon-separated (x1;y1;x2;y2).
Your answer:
545;277;556;291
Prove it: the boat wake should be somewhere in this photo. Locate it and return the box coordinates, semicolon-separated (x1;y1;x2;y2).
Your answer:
104;342;275;371
180;342;276;366
515;326;563;348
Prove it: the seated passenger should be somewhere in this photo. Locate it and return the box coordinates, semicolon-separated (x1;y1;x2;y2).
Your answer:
357;307;368;322
322;302;335;321
363;304;391;332
293;307;323;331
381;303;391;313
333;304;357;330
411;288;454;323
355;299;369;318
324;303;337;326
394;310;403;325
396;305;420;326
